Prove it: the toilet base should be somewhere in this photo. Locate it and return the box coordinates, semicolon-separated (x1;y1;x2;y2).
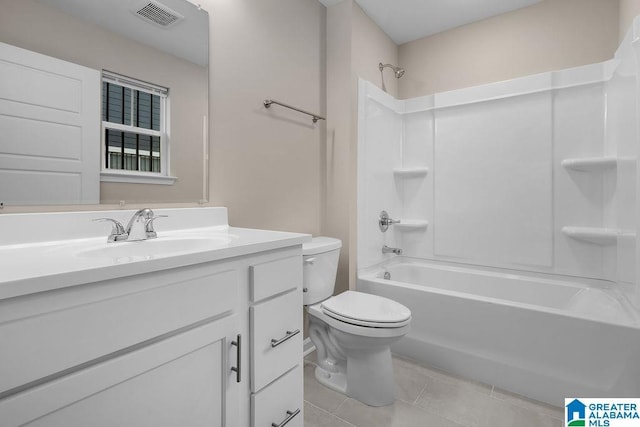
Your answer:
307;300;409;407
345;347;396;407
315;348;396;406
314;348;396;407
314;365;347;394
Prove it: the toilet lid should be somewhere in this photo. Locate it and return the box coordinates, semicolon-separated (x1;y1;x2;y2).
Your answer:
321;291;411;327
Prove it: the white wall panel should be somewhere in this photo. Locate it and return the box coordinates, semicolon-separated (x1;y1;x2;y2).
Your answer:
433;93;553;268
399;111;433;259
607;35;639;303
357;81;403;269
553;84;607;279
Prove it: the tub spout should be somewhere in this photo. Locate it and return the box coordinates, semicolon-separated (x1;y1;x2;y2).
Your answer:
382;245;402;255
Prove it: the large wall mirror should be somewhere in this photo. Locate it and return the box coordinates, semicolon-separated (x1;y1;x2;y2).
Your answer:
0;0;209;207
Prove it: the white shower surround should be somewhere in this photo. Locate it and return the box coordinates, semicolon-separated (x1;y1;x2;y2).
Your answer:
358;17;639;304
356;16;640;403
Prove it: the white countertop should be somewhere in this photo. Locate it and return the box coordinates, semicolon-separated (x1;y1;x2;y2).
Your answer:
0;208;310;300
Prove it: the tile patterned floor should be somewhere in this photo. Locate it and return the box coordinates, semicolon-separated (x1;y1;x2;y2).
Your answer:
303;354;563;427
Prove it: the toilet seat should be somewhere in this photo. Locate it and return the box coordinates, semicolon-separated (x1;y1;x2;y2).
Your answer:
321;291;411;328
323;310;410;328
308;302;410;338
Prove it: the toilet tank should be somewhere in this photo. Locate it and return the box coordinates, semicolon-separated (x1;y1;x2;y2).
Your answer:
302;237;342;305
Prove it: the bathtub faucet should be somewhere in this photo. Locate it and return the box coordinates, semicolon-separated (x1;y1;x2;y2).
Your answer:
382;245;402;255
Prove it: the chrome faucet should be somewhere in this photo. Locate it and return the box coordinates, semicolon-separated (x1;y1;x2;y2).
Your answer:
125;208;166;240
382;245;402;255
94;208;166;243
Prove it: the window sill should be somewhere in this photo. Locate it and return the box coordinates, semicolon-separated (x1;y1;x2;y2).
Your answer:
100;171;177;185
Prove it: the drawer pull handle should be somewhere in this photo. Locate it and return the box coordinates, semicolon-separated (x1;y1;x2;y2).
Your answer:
271;408;300;427
231;334;241;383
271;329;300;348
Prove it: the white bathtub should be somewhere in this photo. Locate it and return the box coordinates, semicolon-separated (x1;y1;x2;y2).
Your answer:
357;259;640;406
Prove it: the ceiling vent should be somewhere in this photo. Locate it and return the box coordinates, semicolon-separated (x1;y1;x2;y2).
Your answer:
133;0;184;28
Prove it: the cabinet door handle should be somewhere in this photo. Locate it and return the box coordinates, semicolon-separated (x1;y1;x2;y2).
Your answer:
231;334;241;383
271;408;300;427
270;329;300;348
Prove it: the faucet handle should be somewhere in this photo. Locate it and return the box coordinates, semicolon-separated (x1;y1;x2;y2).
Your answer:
379;210;401;232
143;215;168;238
93;218;128;242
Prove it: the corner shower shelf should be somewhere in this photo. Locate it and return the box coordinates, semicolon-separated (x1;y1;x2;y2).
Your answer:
561;157;616;172
562;226;617;245
395;220;429;230
393;167;429;177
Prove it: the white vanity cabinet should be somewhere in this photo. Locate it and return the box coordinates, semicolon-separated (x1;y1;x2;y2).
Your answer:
0;245;304;427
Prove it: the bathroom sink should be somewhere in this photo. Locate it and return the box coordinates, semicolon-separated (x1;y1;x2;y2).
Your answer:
76;235;235;260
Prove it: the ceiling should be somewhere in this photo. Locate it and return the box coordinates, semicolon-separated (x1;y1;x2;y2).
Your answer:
36;0;208;66
319;0;543;45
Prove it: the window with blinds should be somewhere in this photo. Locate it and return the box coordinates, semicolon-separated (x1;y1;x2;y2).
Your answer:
101;71;168;177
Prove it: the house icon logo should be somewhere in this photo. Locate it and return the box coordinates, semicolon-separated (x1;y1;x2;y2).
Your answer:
566;399;586;426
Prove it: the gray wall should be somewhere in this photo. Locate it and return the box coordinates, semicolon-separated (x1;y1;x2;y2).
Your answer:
398;0;620;99
203;0;325;237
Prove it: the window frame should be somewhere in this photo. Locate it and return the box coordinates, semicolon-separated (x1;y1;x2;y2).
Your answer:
100;71;176;185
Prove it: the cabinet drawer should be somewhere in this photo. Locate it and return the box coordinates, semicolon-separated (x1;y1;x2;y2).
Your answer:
251;365;303;427
250;256;301;303
0;267;238;395
250;290;302;392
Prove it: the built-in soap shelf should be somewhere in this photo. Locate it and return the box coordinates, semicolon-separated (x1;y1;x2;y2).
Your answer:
393;167;429;177
561;157;616;172
395;220;429;230
562;226;618;245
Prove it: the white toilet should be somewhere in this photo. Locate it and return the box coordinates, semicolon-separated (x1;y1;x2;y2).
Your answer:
304;237;411;407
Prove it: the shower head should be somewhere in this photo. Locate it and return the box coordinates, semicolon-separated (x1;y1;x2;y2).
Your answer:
379;63;405;79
